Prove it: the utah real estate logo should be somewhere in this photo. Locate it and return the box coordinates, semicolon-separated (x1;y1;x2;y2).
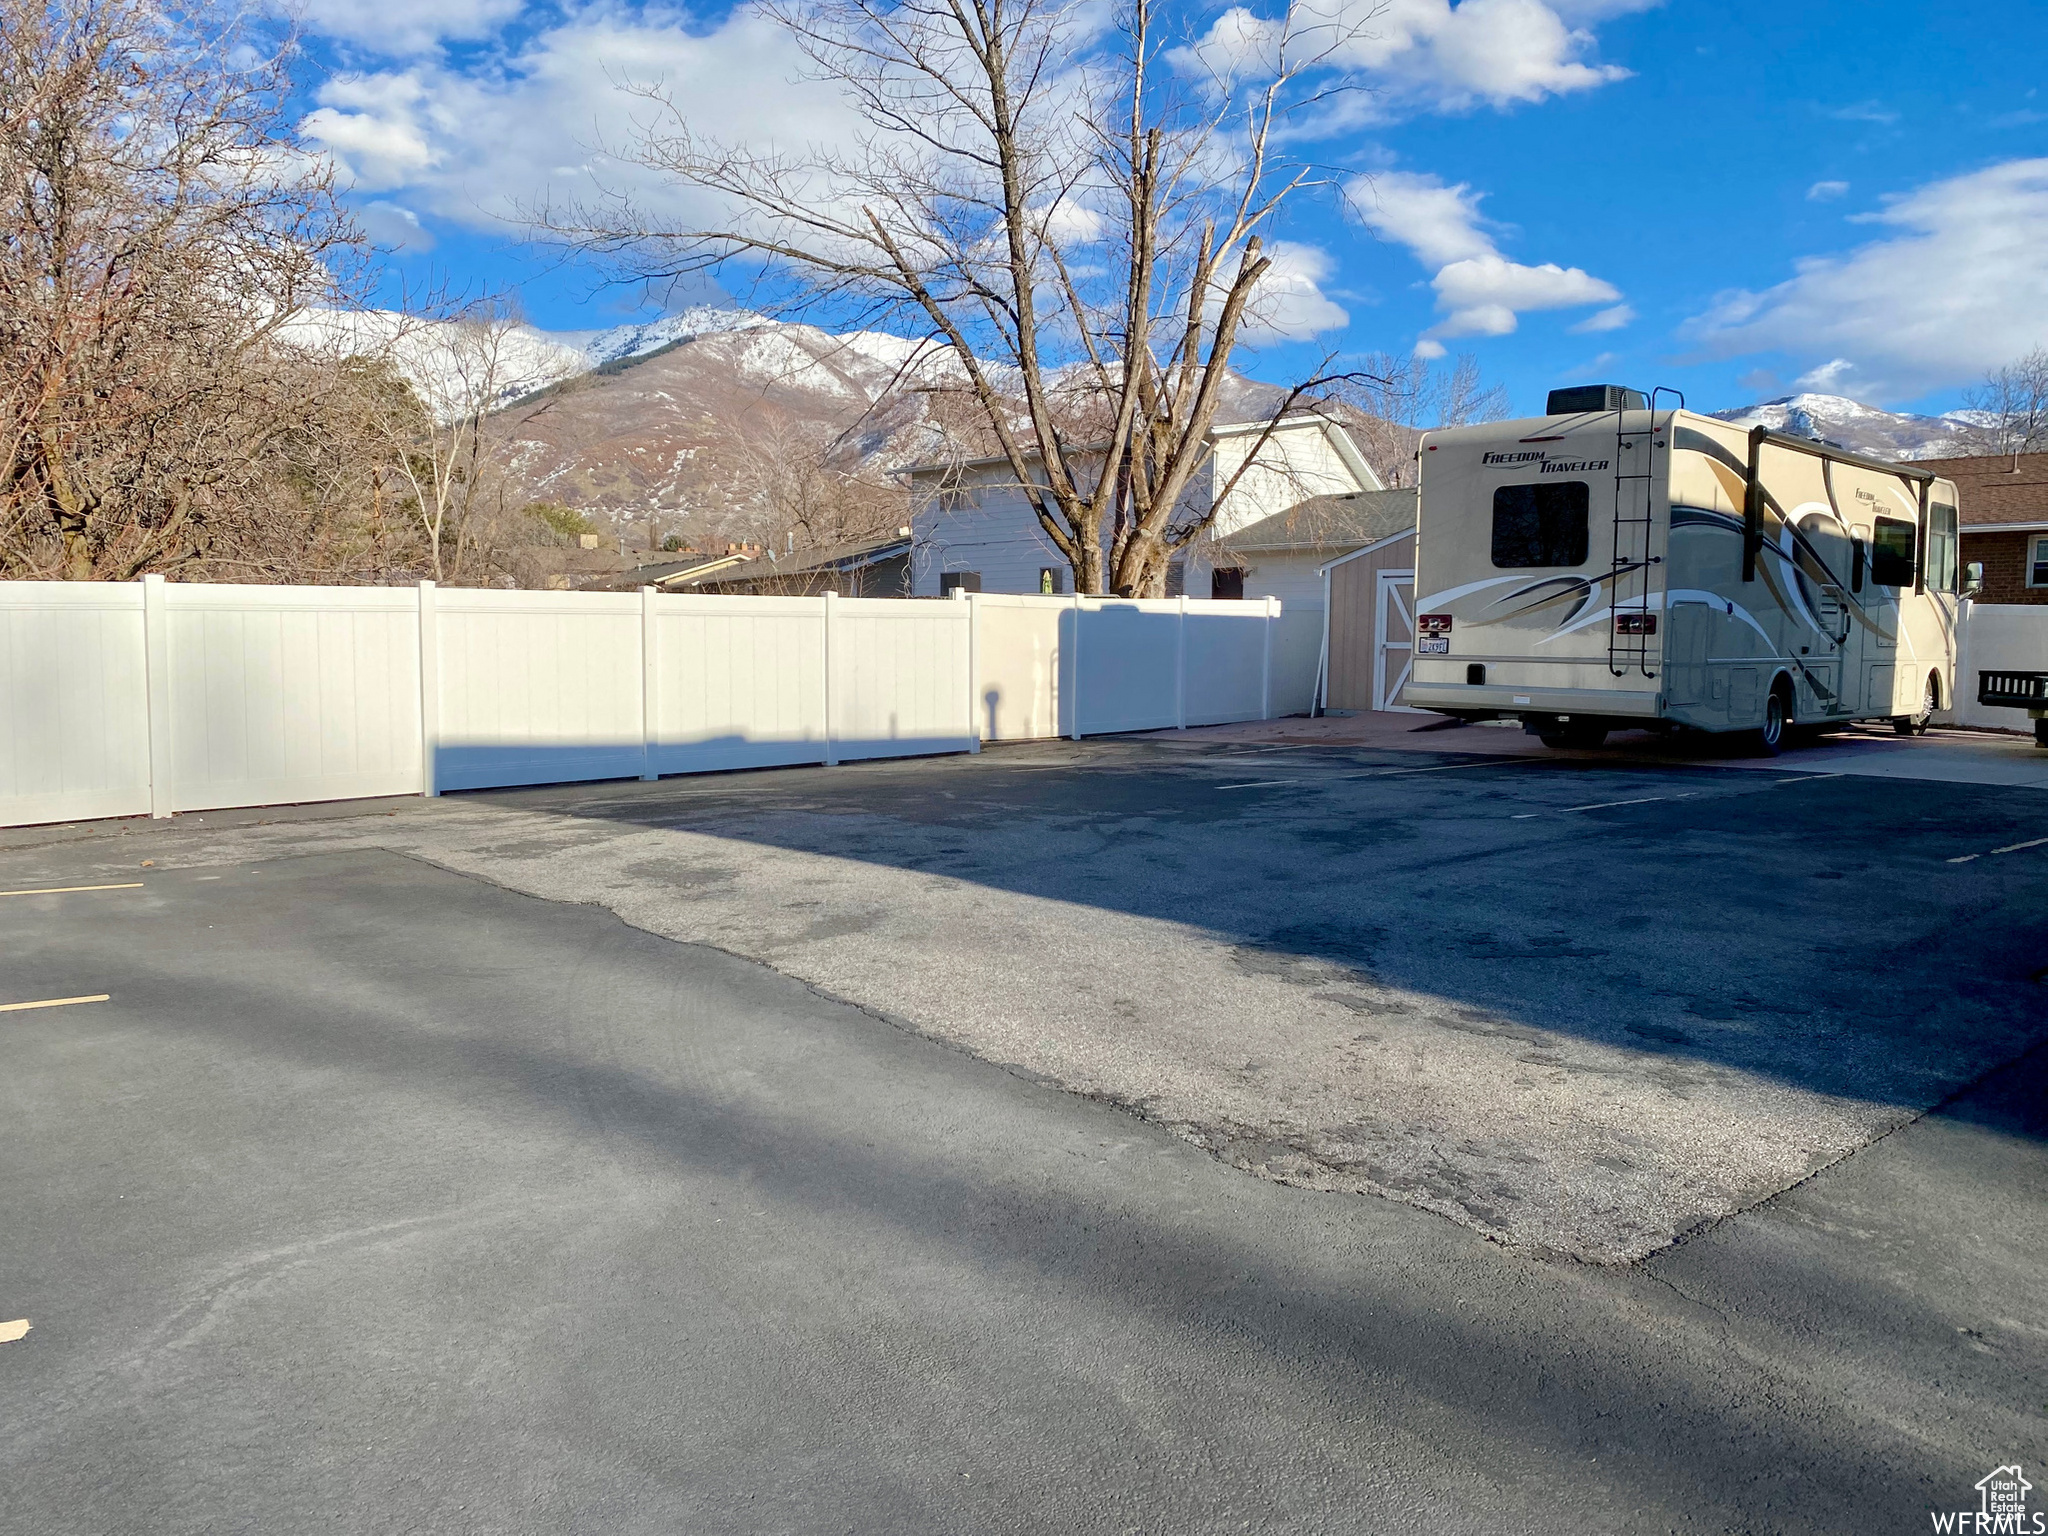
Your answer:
1933;1465;2039;1534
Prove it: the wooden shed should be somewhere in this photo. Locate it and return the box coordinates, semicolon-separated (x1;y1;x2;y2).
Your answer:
1314;490;1419;713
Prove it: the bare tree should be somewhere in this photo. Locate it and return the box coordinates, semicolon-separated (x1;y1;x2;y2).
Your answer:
718;417;905;550
0;0;368;580
361;297;574;584
1965;346;2048;470
542;0;1380;595
1336;351;1509;488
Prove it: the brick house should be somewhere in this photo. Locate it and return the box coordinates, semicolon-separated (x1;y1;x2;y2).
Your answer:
1913;453;2048;605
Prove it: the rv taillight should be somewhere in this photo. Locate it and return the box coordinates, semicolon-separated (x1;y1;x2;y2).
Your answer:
1614;613;1657;635
1417;614;1452;636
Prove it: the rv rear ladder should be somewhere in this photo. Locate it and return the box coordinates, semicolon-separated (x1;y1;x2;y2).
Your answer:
1607;388;1681;679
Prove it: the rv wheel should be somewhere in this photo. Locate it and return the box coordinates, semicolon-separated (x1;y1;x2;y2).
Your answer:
1749;684;1790;757
1892;675;1937;736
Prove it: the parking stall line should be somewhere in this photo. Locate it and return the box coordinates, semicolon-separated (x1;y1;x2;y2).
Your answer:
1213;758;1558;792
1949;834;2048;865
0;994;111;1013
0;883;144;898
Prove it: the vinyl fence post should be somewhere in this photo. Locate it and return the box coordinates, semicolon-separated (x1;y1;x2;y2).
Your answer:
1953;597;1973;726
1176;593;1188;730
1069;589;1083;741
639;585;660;780
1261;595;1277;721
417;580;439;797
965;589;982;752
142;574;173;818
822;589;839;766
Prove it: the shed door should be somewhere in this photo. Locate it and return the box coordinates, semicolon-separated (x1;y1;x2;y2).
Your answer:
1374;569;1420;712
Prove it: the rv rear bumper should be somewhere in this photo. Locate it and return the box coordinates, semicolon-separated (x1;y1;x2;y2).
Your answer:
1403;683;1663;719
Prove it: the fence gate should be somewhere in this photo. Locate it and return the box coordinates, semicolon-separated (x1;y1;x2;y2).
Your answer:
1373;570;1419;712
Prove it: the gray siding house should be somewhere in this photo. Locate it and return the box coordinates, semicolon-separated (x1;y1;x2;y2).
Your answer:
905;414;1382;599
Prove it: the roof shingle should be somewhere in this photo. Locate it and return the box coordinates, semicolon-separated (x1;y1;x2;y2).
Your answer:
1912;453;2048;527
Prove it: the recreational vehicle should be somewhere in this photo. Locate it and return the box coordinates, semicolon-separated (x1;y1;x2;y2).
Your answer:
1403;385;1965;751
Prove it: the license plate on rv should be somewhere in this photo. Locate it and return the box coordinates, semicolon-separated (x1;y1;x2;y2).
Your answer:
1417;636;1449;655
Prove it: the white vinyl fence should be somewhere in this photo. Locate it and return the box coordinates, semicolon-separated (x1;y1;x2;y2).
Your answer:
0;580;1320;828
1949;600;2048;730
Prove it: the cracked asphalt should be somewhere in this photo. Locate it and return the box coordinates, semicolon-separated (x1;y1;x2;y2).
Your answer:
9;730;2044;1263
2;730;2045;1530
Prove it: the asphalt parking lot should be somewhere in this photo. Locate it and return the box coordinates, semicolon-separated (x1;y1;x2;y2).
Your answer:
3;724;2045;1532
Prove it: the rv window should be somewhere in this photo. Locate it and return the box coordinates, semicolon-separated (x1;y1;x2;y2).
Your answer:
1491;482;1590;569
1928;503;1958;593
1851;537;1865;593
1870;516;1916;588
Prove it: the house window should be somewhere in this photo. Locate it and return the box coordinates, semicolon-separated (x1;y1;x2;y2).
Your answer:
1211;567;1247;600
2030;536;2048;589
1039;567;1067;594
940;571;982;595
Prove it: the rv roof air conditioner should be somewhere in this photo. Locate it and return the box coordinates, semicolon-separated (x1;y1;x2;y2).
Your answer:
1545;384;1647;415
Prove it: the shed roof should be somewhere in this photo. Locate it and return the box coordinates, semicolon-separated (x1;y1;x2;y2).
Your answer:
1212;487;1417;554
658;529;912;589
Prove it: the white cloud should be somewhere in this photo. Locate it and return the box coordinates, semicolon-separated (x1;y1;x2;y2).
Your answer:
1570;303;1635;332
299;9;868;228
1361;172;1495;267
1806;180;1849;201
358;199;435;251
1238;241;1349;342
1684;157;2048;399
1792;358;1856;391
290;0;524;55
1177;0;1630;120
1352;170;1621;344
1563;350;1621;379
1430;255;1616;335
300;74;440;190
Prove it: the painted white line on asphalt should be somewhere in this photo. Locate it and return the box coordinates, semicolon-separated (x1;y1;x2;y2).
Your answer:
1949;834;2048;865
1219;756;1564;792
0;1319;28;1343
1774;773;1845;784
0;994;110;1013
0;883;143;898
1359;759;1551;779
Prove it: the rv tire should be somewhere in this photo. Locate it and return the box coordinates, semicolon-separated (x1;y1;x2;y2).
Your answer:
1892;673;1937;736
1747;681;1791;757
1538;723;1608;750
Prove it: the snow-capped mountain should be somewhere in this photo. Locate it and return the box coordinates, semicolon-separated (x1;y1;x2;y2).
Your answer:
1708;393;1991;461
494;313;963;526
547;307;771;371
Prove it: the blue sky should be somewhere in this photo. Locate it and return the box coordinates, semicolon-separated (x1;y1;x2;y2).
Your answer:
294;0;2048;417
